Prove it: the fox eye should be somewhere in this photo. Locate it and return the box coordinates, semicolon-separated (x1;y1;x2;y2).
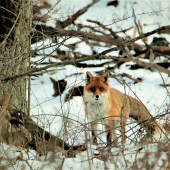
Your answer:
90;87;96;92
100;87;104;91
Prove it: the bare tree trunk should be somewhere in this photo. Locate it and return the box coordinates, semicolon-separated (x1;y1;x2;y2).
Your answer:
0;0;32;114
0;0;32;146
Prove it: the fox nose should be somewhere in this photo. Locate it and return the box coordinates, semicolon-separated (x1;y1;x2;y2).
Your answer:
95;95;99;100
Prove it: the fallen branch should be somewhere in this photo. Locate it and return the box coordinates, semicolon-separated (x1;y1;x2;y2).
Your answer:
0;92;86;158
7;107;86;157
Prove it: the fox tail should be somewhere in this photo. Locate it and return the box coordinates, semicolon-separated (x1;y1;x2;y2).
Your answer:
128;96;166;141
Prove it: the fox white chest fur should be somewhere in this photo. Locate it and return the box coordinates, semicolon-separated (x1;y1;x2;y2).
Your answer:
84;90;111;125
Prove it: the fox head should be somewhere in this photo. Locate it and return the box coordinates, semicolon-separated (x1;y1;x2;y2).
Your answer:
84;72;110;100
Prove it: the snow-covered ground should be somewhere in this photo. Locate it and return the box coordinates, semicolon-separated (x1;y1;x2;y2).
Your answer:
1;0;170;169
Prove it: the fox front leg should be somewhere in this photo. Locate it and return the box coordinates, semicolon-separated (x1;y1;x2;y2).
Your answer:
91;123;98;144
106;125;118;145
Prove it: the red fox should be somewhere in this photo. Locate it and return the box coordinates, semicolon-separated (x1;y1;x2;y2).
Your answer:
83;71;165;145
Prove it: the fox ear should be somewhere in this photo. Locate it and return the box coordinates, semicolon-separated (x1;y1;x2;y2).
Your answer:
102;72;109;84
85;71;93;84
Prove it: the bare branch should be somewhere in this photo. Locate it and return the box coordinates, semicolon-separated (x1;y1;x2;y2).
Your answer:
114;73;142;83
110;56;170;75
32;24;170;55
2;25;170;81
56;0;99;28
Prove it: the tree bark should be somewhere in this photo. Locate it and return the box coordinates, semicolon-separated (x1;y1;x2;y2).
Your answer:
0;0;32;148
0;0;32;114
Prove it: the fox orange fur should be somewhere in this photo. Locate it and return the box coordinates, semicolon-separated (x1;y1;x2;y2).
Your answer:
83;71;165;145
